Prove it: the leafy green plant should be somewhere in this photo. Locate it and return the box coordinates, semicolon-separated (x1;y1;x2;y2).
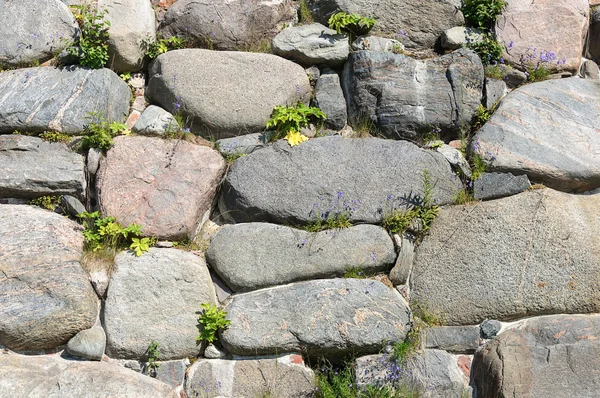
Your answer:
470;152;487;180
81;112;129;152
462;0;508;29
39;131;71;143
466;33;503;65
130;237;154;257
265;103;325;142
484;63;509;80
68;5;110;69
197;303;231;344
392;320;424;363
145;36;187;59
29;195;63;211
474;104;492;128
381;209;418;235
328;12;376;41
119;72;131;81
146;341;161;375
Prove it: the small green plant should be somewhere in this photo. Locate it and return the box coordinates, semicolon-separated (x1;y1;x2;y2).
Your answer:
130;237;154;257
197;303;231;344
68;5;110;69
265;103;325;142
298;0;314;24
462;0;508;29
146;341;161;375
302;191;357;232
29;195;62;211
81;112;129;152
342;266;372;279
145;36;187;59
315;361;356;398
351;116;378;138
39;131;71;143
392;320;424;363
119;72;131;81
381;209;418;235
328;12;376;41
484;63;509;80
454;188;475;205
466;33;504;65
470;152;487;180
391;43;404;55
222;151;247;164
474;104;492;129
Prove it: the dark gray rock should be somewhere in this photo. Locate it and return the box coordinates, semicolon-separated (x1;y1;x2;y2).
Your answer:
342;49;483;140
206;223;395;292
221;279;411;358
313;69;347;130
0;0;79;68
216;133;266;156
60;195;86;217
471;78;600;191
588;7;600;66
220;136;462;225
479;319;502;339
0;67;130;134
132;105;179;137
0;205;98;351
424;326;480;354
0;135;86;200
483;78;507;109
66;326;106;361
411;189;600;325
472;314;600;398
473;172;530;201
580;59;600;79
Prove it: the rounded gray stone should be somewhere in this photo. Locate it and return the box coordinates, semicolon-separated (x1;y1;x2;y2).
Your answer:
67;326;106;360
480;319;502;339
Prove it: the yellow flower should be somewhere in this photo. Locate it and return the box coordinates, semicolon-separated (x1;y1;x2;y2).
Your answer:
285;130;309;147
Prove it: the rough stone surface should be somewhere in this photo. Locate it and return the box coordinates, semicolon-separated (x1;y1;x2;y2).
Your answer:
159;0;296;51
104;248;217;360
216;133;266;156
0;0;79;68
479;320;502;339
221;279;411;357
149;359;188;389
0;135;86;200
0;352;178;397
220;136;462;225
472;314;600;398
435;144;472;179
496;0;588;73
411;189;600;325
0;205;98;351
207;223;396;292
272;23;349;67
441;27;483;50
97;136;225;240
66;326;106;361
147;49;311;138
424;326;480;354
313;69;347;130
473;172;530;201
352;35;404;53
98;0;156;72
483;78;507;109
185;354;315;398
343;49;483;140
0;66;130;134
472;78;600;191
132;105;179;137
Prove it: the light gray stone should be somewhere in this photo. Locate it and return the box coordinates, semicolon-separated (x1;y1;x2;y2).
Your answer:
580;59;600;79
147;49;311;138
66;326;106;360
148;359;188;389
206;223;396;292
441;27;483;50
221;279;411;358
220;136;462;225
424;326;480;354
0;205;98;351
204;344;227;359
483;78;507;109
314;69;347;130
132;105;179;137
87;148;102;176
479;319;502;339
435;144;472;179
411;189;600;325
0;66;130;134
473;172;530;201
389;233;415;287
351;35;404;53
216;133;266;156
104;249;217;360
0;136;86;200
89;270;109;298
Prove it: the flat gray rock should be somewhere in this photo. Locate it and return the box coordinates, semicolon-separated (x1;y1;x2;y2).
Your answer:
66;326;106;361
0;205;98;351
104;249;217;360
411;189;600;325
220;136;462;224
216;133;266;156
0;66;130;134
472;314;600;398
473;172;530;201
0;135;86;200
206;223;396;292
132;105;179;137
472;78;600;191
314;69;347;130
147;49;311;138
424;326;480;354
483;78;507;109
221;278;411;358
343;49;483;140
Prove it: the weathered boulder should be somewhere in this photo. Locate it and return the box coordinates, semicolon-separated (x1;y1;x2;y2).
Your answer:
0;135;86;200
0;66;130;134
471;78;600;191
272;23;349;67
473;172;530;201
0;352;178;397
496;0;588;73
313;69;347;130
221;278;411;357
411;189;600;325
0;0;79;68
307;0;464;51
104;249;217;360
206;223;395;292
132;105;179;137
97;136;225;240
66;326;106;361
220;136;462;224
158;0;296;51
0;205;98;351
472;314;600;398
147;49;311;137
343;49;483;140
185;354;315;398
98;0;156;72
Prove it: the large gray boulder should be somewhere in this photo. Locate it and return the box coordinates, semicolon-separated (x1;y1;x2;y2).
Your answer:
206;223;396;292
472;314;600;398
0;205;98;351
411;189;600;325
104;249;217;360
314;69;347;130
0;67;130;134
0;0;79;68
96;136;226;240
472;78;600;192
221;278;412;357
308;0;464;51
158;0;296;51
147;49;311;138
0;135;86;200
272;23;349;67
98;0;156;72
343;49;483;140
0;352;178;397
220;136;462;224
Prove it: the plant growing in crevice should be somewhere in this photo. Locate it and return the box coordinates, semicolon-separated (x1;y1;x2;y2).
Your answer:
80;112;129;152
29;195;63;211
67;4;111;69
197;303;230;344
302;191;360;232
145;35;187;59
298;0;314;24
462;0;508;30
265;103;325;143
519;48;566;82
328;12;376;41
466;32;504;66
145;340;161;376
